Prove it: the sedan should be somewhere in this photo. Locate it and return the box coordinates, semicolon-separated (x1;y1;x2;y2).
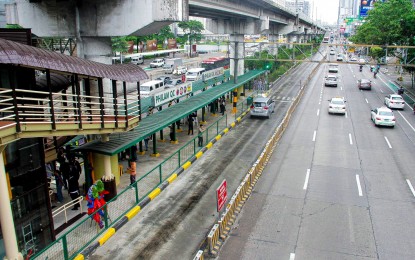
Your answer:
155;76;172;84
324;75;338;87
385;94;405;109
328;97;346;115
371;107;396;127
358;79;372;90
165;78;183;88
337;55;343;61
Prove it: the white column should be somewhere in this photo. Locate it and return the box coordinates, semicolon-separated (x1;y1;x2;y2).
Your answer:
101;134;114;181
0;148;23;260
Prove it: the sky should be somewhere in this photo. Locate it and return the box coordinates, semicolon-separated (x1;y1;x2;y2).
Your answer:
310;0;340;25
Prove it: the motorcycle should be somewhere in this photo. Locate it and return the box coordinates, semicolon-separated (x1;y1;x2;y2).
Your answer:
359;66;363;72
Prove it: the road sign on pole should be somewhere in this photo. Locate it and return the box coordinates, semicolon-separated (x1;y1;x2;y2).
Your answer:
216;179;227;212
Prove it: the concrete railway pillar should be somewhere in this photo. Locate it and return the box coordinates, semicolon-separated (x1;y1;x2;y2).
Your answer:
229;34;245;81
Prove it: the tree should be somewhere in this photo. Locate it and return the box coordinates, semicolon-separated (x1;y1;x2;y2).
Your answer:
177;20;204;56
111;37;129;63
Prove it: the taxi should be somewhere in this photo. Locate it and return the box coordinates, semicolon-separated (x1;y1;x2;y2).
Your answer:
328;97;346;115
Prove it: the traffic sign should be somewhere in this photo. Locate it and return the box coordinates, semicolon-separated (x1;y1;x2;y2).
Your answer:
216;179;227;212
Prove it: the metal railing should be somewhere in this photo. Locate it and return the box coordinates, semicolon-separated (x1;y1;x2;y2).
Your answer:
32;114;229;260
52;196;84;224
0;88;140;135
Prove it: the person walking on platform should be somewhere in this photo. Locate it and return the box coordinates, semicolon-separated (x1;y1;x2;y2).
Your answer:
198;124;204;147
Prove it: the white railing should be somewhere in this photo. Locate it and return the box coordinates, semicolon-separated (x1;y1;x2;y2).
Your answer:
52;196;84;224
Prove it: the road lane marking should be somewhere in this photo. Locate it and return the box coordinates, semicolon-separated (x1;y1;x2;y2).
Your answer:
317;109;320;116
365;98;369;104
406;179;415;197
312;130;316;142
345;112;348;118
289;253;295;260
397;111;415;132
341;86;343;91
380;89;384;93
303;169;310;190
356;174;363;196
349;133;353;145
384;136;392;149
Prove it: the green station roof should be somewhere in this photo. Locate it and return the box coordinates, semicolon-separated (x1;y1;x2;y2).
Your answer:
75;70;265;156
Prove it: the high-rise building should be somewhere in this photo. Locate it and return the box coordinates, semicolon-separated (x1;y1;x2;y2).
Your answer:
285;0;310;17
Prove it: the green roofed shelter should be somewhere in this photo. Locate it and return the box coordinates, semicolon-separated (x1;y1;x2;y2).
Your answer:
75;70;266;156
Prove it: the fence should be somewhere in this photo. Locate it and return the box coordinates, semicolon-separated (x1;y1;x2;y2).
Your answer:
32;114;229;260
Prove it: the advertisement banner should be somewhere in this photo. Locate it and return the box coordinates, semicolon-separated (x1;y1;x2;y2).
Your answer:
202;67;225;81
146;39;158;51
168;39;177;49
216;179;227;212
153;82;193;107
360;0;376;17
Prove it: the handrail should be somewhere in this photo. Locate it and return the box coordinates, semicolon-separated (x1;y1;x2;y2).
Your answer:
52;196;84;224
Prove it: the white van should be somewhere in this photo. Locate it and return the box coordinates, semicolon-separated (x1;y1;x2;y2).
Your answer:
140;80;164;96
131;56;144;65
185;68;206;82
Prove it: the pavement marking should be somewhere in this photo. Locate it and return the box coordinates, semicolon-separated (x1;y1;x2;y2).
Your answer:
341;86;343;91
317;109;320;116
397;111;415;132
345;112;348;118
312;130;316;142
303;169;310;190
356;174;363;196
380;89;384;93
290;253;296;260
365;98;369;104
406;179;415;197
384;136;392;149
349;133;353;145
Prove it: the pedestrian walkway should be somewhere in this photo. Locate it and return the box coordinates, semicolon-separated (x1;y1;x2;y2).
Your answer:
50;89;255;236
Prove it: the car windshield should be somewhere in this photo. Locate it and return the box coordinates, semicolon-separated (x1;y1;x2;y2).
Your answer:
187;72;197;76
379;111;393;116
254;102;266;108
327;77;336;81
392;97;403;101
331;100;344;105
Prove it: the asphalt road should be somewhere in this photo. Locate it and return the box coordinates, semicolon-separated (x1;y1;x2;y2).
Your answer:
218;48;415;260
90;51;322;259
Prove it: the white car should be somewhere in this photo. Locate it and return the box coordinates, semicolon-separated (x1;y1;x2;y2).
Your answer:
371;107;396;127
358;58;366;65
325;75;338;87
336;55;344;61
149;58;165;68
328;64;339;73
173;66;187;75
329;50;336;55
328;97;346;115
384;94;405;109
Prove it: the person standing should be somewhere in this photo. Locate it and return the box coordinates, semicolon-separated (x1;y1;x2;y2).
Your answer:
54;168;64;203
220;101;226;116
127;158;137;185
198;124;204;147
144;136;150;151
187;114;194;135
68;160;81;210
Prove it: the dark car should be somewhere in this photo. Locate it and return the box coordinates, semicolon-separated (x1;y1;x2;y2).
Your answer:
358;79;372;90
155;76;172;84
165;78;183;88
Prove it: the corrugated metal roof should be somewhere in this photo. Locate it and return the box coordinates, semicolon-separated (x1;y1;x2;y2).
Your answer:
0;38;148;82
75;70;266;156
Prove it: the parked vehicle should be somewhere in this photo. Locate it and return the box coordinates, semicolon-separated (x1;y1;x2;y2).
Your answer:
185;68;206;82
140;80;164;96
165;78;183;88
163;58;183;74
173;66;187;75
155;76;172;84
131;55;144;65
149;58;165;68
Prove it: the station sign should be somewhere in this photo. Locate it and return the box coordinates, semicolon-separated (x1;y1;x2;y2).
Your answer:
202;67;224;81
153;82;192;107
216;179;227;212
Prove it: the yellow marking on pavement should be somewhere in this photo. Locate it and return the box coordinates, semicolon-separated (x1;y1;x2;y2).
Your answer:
215;135;222;141
167;174;178;183
125;206;141;220
148;188;161;200
223;128;229;133
206;142;213;149
182;161;192;170
98;228;115;245
195;151;203;159
73;255;84;260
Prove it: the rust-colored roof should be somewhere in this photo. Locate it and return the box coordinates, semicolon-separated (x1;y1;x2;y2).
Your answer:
0;38;148;82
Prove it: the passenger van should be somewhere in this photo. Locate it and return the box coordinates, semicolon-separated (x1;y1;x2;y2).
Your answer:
250;96;275;119
140;80;164;96
185;68;206;82
131;55;144;65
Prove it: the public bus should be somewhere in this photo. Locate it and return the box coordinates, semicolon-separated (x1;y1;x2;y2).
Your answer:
201;57;230;71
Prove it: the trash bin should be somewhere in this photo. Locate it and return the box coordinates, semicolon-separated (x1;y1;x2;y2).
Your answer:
247;97;253;106
101;177;117;202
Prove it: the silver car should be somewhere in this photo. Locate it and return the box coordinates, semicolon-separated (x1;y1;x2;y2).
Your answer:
250;97;275;119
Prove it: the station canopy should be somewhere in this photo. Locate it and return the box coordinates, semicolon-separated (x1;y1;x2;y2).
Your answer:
75;70;265;156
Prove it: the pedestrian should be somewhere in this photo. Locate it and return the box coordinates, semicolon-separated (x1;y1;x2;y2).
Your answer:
54;168;64;203
60;160;70;190
68;161;81;210
176;120;181;131
220;101;226;116
144;136;150;151
188;114;194;135
127;159;137;185
198;124;204;147
169;125;174;141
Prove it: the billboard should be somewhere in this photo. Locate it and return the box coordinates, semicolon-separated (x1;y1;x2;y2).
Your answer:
167;39;177;49
153;82;193;107
146;40;158;51
360;0;376;17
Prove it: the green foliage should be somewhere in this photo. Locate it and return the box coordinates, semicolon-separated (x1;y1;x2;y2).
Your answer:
369;46;384;62
111;37;129;53
5;24;23;29
177;20;204;44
